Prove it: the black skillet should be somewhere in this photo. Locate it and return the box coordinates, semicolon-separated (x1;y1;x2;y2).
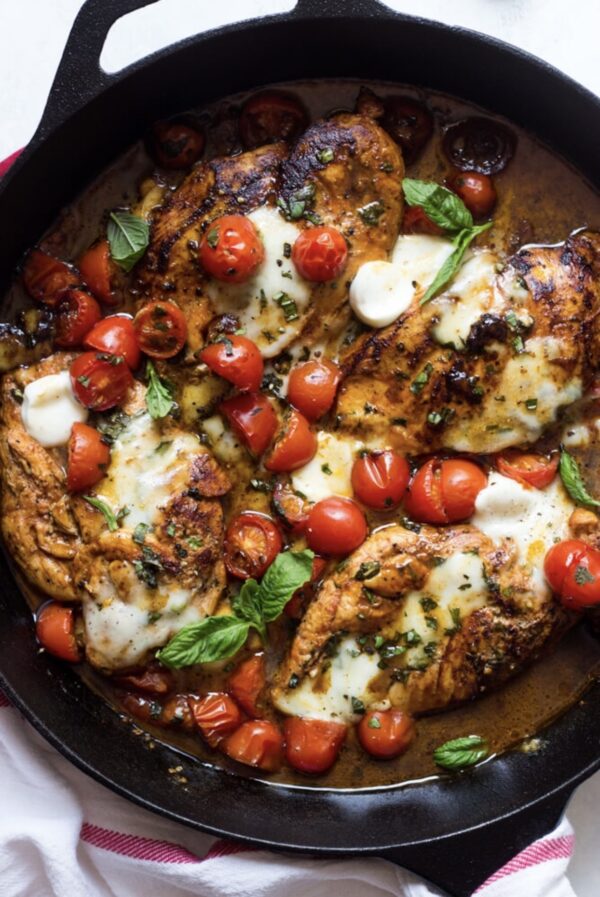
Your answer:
1;2;600;894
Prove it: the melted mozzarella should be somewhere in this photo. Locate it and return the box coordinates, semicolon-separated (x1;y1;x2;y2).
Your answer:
21;370;87;447
205;206;310;357
291;432;362;502
431;251;500;348
201;414;245;465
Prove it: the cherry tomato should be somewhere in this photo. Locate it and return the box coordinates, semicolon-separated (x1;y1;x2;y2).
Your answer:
36;603;80;663
224;512;283;580
272;478;309;533
121;693;195;730
448;171;497;219
134;300;188;359
78;240;117;305
404;458;487;524
151;120;205;169
306;497;367;556
199;215;264;284
116;668;174;695
54;290;101;348
287;359;340;421
285;556;327;619
67;422;110;493
291;226;348;283
239;89;308;149
403;206;443;236
544;539;600;610
70;351;133;412
84;315;141;369
496;450;559;490
22;249;79;306
381;96;433;162
220;392;277;456
284;717;347;775
228;654;265;717
200;335;263;392
189;692;243;747
265;409;317;473
222;719;284;772
351;450;410;510
357;709;415;759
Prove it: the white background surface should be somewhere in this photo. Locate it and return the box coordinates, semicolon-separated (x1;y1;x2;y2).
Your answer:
0;1;599;894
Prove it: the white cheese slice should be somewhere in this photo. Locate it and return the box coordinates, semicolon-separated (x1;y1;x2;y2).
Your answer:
200;414;245;465
21;370;88;447
291;431;363;502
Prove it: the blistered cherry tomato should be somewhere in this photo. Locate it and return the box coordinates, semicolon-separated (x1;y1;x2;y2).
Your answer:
285;556;327;619
66;422;110;493
200;335;263;392
404;458;487;524
189;692;243;747
134;300;187;359
239;90;308;149
357;709;415;759
55;290;101;348
291;226;348;283
443;117;516;175
306;497;367;556
271;478;309;533
78;240;117;305
220;392;277;456
381;96;433;162
116;668;174;695
287;359;340;421
151;120;205;169
496;450;559;490
225;512;283;580
228;654;265;717
22;249;79;306
223;719;284;772
448;171;497;219
403;205;443;235
84;315;141;369
544;539;600;610
284;717;347;775
265;409;317;473
351;450;410;510
36;603;80;663
199;215;264;284
70;351;133;412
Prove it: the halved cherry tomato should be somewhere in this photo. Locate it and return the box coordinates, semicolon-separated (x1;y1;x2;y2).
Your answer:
544;539;600;609
121;693;195;730
67;422;110;493
84;315;141;369
357;709;415;759
189;692;243;747
291;226;348;283
496;450;559;490
151;120;205;169
220;392;277;456
55;290;101;348
222;719;284;772
403;205;443;236
404;458;487;524
306;497;367;556
265;409;317;473
200;335;263;392
228;654;265;717
78;241;117;305
448;170;497;219
287;359;340;421
285;556;327;619
199;215;264;284
22;249;79;306
224;512;283;580
134;300;188;359
70;351;133;412
35;603;80;663
271;478;309;533
381;96;433;162
284;717;347;775
116;668;174;695
239;89;308;149
351;450;410;510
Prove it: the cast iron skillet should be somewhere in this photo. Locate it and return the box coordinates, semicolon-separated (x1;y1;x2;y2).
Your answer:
1;2;600;894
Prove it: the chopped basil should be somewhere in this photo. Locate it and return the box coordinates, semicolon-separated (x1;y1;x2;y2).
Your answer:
206;227;219;249
433;735;489;771
524;398;537;411
574;565;595;585
107;210;149;272
559;449;600;509
367;716;382;729
410;363;433;395
145;360;175;419
351;697;366;714
358;200;385;226
355;561;381;581
317;147;335;164
274;291;299;322
83;496;119;532
133;522;151;544
321;463;333;475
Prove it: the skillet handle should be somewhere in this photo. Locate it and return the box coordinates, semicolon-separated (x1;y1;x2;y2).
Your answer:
293;0;390;14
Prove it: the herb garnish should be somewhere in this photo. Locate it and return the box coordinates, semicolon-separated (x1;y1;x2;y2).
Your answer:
146;360;175;419
107;210;149;272
559;449;600;509
355;561;381;581
433;735;489;771
358;200;385;226
83;496;119;532
274;291;299;322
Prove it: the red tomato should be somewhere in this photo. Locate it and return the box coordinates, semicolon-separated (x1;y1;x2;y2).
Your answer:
84;315;141;369
228;654;265;717
496;450;559;490
404;458;487;524
403;206;443;236
36;603;80;663
224;512;283;580
151;120;205;169
67;422;110;493
357;709;415;759
239;89;308;149
448;171;497;219
78;240;117;305
351;450;410;510
287;359;340;421
189;692;243;747
222;719;284;772
22;249;79;306
291;226;348;283
116;668;174;695
285;556;328;619
306;497;367;556
200;335;263;392
199;215;264;284
284;717;347;775
70;351;133;412
220;392;277;456
55;290;101;348
265;409;317;473
544;539;600;610
134;301;188;359
271;478;309;533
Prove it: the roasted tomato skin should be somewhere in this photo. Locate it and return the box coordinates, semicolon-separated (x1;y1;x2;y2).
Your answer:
78;240;117;305
271;478;310;534
358;710;415;759
70;351;133;412
84;315;141;369
496;450;559;490
228;654;265;717
284;717;347;775
22;249;79;306
55;290;102;348
189;692;243;747
116;668;174;695
220;392;277;456
443;116;516;175
403;458;446;524
133;300;187;359
544;539;600;609
448;171;497;219
222;719;284;772
225;512;283;580
287;359;341;421
381;96;433;162
67;422;110;493
306;497;368;556
200;335;263;392
199;215;264;284
403;205;443;236
151;120;205;169
404;458;487;524
351;450;410;510
239;90;308;149
291;226;348;283
265;409;317;473
36;603;80;663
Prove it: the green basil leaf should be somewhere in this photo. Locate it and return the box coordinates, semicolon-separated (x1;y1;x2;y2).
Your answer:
402;179;473;232
107;210;149;273
433;735;489;771
420;222;493;305
156;616;250;668
232;579;266;639
559;450;600;508
146;360;175;419
83;495;119;532
260;549;315;622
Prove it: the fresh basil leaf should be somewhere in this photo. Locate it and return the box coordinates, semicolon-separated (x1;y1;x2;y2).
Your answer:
83;495;119;532
232;579;266;640
559;450;600;508
157;616;250;668
145;360;175;419
260;549;314;622
403;179;473;232
433;735;489;771
107;210;149;273
420;222;492;305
